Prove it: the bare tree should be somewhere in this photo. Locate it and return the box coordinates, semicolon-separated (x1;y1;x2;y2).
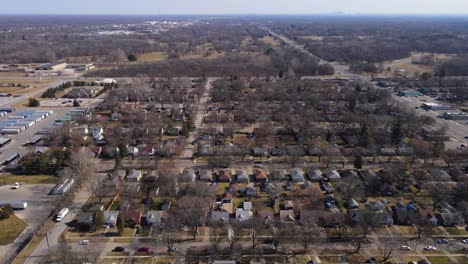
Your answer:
89;179;106;204
295;217;323;253
227;221;243;251
378;239;397;263
175;196;210;240
412;215;434;239
338;176;363;209
209;221;228;254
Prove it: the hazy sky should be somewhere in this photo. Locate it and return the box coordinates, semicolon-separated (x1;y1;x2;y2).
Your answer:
2;0;468;15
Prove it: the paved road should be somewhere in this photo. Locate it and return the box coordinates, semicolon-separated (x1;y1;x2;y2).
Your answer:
24;173;106;264
180;78;214;160
392;94;468;148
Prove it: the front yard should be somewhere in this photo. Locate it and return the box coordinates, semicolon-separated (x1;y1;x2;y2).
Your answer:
0;214;28;245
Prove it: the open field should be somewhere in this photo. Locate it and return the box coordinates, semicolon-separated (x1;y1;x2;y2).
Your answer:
0;215;28;245
136;52;169;62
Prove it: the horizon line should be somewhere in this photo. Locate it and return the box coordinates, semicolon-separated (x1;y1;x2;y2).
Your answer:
1;13;468;16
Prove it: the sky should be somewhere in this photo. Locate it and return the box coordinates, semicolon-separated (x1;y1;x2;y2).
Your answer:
2;0;468;15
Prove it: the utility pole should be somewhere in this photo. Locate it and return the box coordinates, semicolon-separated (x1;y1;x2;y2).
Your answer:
45;232;50;253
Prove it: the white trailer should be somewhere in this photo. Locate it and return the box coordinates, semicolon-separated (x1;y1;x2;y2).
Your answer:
1;128;20;134
56;207;69;221
0;201;28;209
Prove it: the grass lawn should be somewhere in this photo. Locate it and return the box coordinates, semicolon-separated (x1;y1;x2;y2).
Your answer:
397;225;417;235
137;52;168;62
122;227;135;237
107;251;129;257
154;257;181;264
0;174;59;185
455;256;468;264
426;256;451;264
131;257;153;264
0;214;28;245
216;182;229;195
444;227;468;236
423;250;444;255
100;257;126;264
259;36;281;46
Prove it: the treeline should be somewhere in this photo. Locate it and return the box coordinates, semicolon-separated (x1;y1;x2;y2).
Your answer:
270;17;468;63
87;49;334;77
19;149;71;175
42;82;73;98
437;56;468;76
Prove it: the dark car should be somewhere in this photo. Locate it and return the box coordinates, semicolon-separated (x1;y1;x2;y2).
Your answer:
112;247;125;252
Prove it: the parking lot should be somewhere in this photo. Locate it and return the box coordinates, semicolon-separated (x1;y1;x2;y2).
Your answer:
0;184;54;203
40;98;105;108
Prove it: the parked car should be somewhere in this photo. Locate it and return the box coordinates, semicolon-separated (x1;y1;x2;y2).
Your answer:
79;240;89;245
167;247;179;252
424;246;437;250
138;246;151;252
11;182;21;189
113;247;125;252
437;239;449;244
400;245;412;250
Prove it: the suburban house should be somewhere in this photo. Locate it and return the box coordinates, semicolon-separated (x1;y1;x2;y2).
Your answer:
280;210;296;223
236;170;250;183
127;169;142;182
436;211;465;226
325;170;341;181
199;170;214;182
431;169;452;182
146;211;164;226
254;169;268;182
235;208;253;222
76;212;94;229
307;169;323;182
350;209;394;226
211;211;230;223
179;169;196;183
123;210;142;227
290;168;305;183
256;210;274;224
218;169;232;182
393;202;418;225
104;211;120;227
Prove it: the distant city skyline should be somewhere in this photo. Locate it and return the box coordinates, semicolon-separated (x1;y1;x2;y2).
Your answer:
2;0;468;15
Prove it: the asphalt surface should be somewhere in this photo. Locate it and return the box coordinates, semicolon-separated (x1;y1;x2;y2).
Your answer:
0;74;81;263
24;173;106;264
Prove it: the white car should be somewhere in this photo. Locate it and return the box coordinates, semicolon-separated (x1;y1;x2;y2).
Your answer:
400;245;412;250
79;239;89;245
462;239;468;243
424;246;437;251
11;182;21;189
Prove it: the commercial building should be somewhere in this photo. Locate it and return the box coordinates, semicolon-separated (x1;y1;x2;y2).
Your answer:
421;103;452;111
35;62;67;71
441;112;468;120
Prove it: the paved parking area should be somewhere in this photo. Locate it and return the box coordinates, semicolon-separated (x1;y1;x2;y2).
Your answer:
0;184;54;203
40;98;104;107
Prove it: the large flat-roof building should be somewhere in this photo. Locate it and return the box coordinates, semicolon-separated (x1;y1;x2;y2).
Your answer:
36;62;67;71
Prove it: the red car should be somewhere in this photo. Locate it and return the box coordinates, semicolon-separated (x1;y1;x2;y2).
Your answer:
138;246;151;252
